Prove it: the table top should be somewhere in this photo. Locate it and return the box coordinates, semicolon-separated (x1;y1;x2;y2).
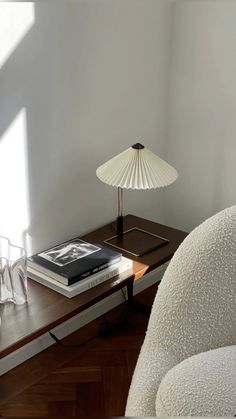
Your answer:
0;215;187;358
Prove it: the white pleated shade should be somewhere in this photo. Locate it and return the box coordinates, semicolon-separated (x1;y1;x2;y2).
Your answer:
96;144;178;189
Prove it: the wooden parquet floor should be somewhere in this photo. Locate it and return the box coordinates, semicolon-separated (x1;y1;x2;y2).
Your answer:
0;284;158;417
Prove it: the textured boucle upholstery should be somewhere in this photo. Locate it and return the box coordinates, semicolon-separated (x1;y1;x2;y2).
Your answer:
155;345;236;416
125;206;236;416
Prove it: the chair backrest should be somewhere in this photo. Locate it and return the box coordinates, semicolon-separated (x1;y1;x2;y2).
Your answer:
126;205;236;416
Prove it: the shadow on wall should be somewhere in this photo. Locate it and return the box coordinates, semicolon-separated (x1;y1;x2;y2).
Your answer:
0;2;112;254
0;1;171;254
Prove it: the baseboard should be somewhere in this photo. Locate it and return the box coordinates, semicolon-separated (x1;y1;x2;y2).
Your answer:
0;263;168;376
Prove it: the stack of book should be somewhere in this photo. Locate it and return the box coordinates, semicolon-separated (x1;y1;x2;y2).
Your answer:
27;237;132;298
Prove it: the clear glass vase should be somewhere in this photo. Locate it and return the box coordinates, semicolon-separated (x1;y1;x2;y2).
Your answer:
0;237;27;305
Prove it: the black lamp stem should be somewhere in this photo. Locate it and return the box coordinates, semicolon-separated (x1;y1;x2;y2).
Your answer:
116;215;123;236
117;187;123;236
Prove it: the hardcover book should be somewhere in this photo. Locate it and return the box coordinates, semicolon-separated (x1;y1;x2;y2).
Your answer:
28;256;133;298
28;238;121;286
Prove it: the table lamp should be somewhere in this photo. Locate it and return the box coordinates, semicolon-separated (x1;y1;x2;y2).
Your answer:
96;143;178;257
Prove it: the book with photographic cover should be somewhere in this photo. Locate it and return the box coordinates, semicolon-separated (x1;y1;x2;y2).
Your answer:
28;238;121;286
28;256;133;298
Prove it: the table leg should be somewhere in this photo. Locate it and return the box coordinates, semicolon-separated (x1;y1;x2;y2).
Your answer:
127;281;152;315
127;282;134;307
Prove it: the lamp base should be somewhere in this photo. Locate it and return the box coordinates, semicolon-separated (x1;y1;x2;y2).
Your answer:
104;227;169;257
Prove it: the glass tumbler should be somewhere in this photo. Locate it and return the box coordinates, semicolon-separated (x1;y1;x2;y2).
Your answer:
0;236;27;305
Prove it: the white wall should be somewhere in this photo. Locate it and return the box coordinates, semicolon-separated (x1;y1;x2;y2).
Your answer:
6;0;235;246
164;0;236;232
0;0;172;254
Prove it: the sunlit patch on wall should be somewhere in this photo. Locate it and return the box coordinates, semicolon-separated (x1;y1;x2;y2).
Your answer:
0;108;31;252
0;2;35;69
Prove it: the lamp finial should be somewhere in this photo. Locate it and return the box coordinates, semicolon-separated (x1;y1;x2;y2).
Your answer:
132;143;144;150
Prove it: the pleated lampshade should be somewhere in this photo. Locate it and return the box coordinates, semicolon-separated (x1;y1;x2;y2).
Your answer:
96;143;178;189
96;143;178;253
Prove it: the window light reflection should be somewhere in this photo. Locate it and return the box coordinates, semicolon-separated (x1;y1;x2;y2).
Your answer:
0;2;35;69
0;108;31;251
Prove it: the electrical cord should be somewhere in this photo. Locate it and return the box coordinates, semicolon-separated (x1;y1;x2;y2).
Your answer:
49;331;95;348
121;286;127;301
49;288;128;344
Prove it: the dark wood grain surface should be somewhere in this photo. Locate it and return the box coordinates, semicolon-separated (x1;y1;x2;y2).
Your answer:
0;285;157;416
0;215;187;358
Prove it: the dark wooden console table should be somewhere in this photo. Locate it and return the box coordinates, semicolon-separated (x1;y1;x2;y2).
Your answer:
0;215;187;360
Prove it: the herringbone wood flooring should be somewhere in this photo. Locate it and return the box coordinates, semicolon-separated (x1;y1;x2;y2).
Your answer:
0;285;158;417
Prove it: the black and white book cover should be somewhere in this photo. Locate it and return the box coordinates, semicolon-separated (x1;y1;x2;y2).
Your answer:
28;238;121;285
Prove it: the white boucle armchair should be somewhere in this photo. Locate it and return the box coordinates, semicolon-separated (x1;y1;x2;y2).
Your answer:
155;344;236;416
125;206;236;417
